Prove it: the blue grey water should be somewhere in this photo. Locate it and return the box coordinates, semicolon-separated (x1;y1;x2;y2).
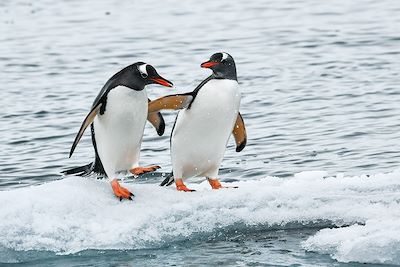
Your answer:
0;0;399;266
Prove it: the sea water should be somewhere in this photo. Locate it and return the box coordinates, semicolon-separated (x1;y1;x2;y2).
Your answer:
1;0;400;266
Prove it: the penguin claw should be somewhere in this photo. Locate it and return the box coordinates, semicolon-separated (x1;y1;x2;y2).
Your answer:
176;186;196;192
111;179;134;201
222;186;239;189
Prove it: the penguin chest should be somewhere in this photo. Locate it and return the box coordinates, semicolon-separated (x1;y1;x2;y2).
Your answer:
93;86;148;177
171;79;240;178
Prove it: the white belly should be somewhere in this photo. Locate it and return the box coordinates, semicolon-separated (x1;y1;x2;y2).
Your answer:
93;86;148;177
171;79;241;179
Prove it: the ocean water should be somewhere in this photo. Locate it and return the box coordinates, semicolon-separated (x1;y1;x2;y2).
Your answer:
1;0;400;266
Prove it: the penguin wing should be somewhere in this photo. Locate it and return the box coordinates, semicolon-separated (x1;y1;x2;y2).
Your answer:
148;94;193;113
68;73;118;157
69;104;102;158
232;112;247;152
147;98;165;136
148;76;213;113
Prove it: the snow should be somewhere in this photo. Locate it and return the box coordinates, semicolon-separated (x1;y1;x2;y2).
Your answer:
0;170;400;264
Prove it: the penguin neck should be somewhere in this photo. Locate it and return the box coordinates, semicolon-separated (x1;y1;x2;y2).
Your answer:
212;65;237;81
212;71;237;81
120;82;144;91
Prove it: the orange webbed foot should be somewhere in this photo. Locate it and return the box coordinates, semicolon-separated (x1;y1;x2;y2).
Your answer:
111;179;134;201
208;178;238;190
176;184;196;192
175;179;196;192
130;165;161;176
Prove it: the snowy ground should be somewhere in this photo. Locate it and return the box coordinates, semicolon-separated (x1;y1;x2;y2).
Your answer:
1;170;399;265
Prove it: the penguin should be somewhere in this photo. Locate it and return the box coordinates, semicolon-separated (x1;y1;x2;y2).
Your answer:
148;52;246;191
63;62;173;200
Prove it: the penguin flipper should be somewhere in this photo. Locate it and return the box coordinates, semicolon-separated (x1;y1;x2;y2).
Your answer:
69;104;102;158
147;98;165;136
148;94;193;114
232;112;247;152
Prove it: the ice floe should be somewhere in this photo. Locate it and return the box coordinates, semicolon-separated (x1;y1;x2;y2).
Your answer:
0;170;399;264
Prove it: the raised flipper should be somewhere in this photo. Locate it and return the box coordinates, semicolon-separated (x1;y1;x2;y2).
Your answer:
69;104;102;158
232;112;247;152
148;94;193;114
147;98;165;136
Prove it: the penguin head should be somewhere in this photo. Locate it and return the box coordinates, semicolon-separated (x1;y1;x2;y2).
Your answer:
200;52;237;80
117;62;173;91
135;62;173;88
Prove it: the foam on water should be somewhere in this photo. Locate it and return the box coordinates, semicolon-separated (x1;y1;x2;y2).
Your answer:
1;170;400;264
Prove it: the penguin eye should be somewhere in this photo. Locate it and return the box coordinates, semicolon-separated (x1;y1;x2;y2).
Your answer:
137;64;149;79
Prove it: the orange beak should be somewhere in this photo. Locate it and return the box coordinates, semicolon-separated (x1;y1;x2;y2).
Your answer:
150;77;173;87
201;61;219;68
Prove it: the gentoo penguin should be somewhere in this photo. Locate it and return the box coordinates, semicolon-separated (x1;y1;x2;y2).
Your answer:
63;62;173;200
148;52;246;191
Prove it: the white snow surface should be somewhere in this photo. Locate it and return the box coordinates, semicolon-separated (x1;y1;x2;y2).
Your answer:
0;170;400;264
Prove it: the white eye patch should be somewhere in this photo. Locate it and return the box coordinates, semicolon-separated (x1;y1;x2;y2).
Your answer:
221;52;229;61
138;64;148;77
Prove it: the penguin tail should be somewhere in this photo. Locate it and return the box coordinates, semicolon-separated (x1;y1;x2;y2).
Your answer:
61;162;93;176
160;171;174;186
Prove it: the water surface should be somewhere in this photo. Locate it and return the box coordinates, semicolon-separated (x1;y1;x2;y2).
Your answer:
1;0;400;266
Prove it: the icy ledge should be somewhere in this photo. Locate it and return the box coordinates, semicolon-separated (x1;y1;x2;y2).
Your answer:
300;170;400;265
0;170;399;264
302;218;400;265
